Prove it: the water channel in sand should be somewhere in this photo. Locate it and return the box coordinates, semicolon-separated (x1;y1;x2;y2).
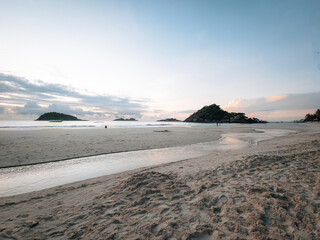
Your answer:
0;129;296;197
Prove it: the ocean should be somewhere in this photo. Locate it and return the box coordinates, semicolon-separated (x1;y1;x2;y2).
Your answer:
0;120;223;130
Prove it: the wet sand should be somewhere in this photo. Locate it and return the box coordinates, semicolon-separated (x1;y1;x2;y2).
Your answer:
0;123;319;239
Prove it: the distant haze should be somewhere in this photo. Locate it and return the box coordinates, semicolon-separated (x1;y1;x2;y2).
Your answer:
0;0;319;121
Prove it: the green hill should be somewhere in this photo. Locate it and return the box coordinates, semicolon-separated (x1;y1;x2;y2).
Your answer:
184;104;266;124
36;112;83;121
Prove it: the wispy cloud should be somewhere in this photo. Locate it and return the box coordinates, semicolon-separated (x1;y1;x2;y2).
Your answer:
0;73;148;120
225;92;320;121
265;94;288;103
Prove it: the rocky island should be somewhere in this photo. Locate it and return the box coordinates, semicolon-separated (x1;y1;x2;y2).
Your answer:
157;118;181;122
36;112;83;121
184;104;266;123
114;118;137;121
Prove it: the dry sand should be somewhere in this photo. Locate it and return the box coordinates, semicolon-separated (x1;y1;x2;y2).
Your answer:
0;123;319;239
0;126;224;168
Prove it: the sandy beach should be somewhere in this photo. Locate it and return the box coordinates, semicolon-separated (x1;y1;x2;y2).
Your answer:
2;0;320;239
0;123;319;239
0;125;225;168
0;123;303;168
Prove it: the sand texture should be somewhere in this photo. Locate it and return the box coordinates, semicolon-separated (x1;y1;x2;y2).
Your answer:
0;124;319;239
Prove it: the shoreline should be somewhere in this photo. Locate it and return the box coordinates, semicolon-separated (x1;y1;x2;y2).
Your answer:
0;127;290;170
0;124;319;239
3;129;290;197
1;125;317;199
0;126;222;168
0;123;306;168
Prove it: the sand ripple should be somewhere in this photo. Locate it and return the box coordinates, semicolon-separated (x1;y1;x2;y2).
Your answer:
0;138;319;239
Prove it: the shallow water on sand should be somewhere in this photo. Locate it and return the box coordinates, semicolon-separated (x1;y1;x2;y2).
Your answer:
0;129;295;197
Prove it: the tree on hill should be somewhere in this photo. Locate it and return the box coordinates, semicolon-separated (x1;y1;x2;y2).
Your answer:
304;109;320;122
36;112;82;121
114;118;137;121
184;104;266;123
184;104;229;123
157;118;181;122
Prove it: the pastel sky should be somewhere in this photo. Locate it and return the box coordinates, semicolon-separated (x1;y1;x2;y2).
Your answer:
0;0;320;121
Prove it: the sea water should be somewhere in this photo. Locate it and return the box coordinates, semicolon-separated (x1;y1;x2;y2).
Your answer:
0;120;220;131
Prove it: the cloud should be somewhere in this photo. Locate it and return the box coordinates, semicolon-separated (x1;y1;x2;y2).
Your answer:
0;73;148;119
225;92;320;121
178;109;196;114
15;102;47;115
265;94;288;103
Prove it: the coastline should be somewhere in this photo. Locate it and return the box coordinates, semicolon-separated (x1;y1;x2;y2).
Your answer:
0;123;319;239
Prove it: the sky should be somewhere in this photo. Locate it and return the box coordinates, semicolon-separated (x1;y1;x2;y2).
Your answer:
0;0;320;121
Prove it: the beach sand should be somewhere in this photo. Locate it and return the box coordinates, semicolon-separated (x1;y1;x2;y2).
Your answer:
0;123;303;168
0;123;319;239
0;126;225;168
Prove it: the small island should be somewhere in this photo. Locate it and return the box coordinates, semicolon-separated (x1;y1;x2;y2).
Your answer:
114;118;137;121
304;109;320;122
36;112;83;121
157;118;181;122
184;104;266;124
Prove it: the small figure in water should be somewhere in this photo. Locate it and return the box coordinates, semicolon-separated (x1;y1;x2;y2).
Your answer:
105;125;107;128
